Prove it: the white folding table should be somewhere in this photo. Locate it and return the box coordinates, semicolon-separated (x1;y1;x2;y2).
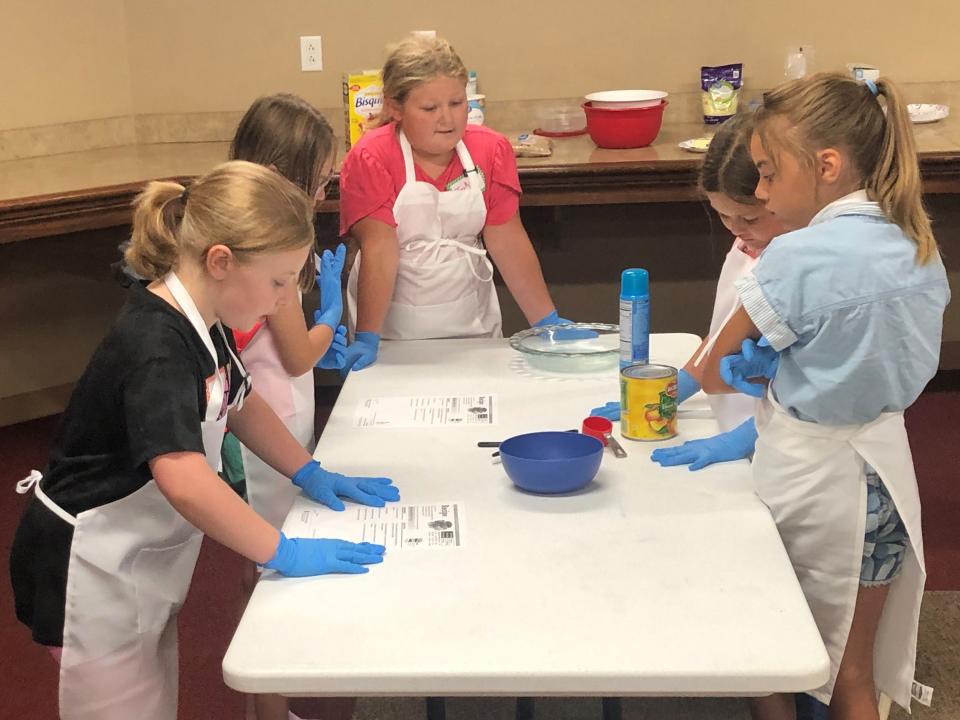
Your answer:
223;334;829;700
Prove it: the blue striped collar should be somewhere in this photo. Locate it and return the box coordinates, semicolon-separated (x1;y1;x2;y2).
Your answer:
810;190;885;225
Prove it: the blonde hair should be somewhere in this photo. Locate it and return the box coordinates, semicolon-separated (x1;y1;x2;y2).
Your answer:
756;72;935;263
375;34;468;127
125;160;315;280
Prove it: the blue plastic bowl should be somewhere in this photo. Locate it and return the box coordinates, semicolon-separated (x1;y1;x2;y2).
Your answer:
499;431;604;494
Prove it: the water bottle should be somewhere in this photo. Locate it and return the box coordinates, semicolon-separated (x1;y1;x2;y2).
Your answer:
619;268;649;368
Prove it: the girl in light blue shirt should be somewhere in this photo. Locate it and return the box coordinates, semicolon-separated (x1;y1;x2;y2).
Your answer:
700;74;949;720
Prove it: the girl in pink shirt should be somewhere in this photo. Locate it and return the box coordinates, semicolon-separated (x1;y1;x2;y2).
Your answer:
338;34;579;371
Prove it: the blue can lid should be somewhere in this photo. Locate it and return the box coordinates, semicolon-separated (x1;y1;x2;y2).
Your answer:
620;268;649;297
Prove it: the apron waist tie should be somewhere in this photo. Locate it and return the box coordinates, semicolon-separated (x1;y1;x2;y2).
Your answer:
402;238;494;283
16;470;77;526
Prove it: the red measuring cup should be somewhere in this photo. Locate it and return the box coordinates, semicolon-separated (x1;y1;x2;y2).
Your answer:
581;416;627;458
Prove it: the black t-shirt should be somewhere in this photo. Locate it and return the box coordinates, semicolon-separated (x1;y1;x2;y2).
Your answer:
11;283;250;645
41;282;249;516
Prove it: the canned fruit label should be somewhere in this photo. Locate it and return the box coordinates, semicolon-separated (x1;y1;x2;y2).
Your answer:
620;365;678;441
643;384;677;436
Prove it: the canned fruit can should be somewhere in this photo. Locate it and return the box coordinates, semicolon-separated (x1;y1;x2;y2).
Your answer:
620;363;678;441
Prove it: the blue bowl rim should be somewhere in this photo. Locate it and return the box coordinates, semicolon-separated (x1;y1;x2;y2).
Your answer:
499;431;604;461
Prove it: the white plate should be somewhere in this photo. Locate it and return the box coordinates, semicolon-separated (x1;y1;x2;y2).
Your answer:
908;104;949;124
585;89;668;109
679;137;711;153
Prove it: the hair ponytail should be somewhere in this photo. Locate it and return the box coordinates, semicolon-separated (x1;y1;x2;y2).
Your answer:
870;79;936;263
125;182;186;280
756;73;937;264
126;161;314;283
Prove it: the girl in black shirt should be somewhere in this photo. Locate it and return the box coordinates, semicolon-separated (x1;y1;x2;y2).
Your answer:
11;160;399;720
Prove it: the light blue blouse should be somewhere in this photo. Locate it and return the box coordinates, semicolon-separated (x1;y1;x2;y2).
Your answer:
736;195;950;425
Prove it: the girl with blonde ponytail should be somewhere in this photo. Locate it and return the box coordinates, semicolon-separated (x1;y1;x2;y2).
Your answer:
695;73;949;720
10;160;399;720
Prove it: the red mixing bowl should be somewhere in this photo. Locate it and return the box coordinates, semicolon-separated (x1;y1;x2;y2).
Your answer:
582;100;668;149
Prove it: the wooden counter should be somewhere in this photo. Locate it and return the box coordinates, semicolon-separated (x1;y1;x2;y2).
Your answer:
2;119;959;244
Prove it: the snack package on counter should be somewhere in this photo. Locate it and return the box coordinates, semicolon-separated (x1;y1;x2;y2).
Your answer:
701;63;743;124
510;132;553;158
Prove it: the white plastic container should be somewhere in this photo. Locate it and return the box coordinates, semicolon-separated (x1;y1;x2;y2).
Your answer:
468;94;485;125
584;89;668;109
847;63;879;82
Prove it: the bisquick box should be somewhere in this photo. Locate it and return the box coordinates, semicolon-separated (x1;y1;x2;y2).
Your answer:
343;70;383;150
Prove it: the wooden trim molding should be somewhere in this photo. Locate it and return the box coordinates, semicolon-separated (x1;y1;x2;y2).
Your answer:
2;154;960;244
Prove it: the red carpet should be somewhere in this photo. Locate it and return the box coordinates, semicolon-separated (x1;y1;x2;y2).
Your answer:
904;391;960;591
1;391;957;718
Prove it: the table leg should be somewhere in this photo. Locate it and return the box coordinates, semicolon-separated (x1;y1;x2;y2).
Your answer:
426;697;446;720
515;697;535;720
601;697;622;720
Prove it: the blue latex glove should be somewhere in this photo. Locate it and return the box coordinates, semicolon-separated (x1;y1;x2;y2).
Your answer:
590;401;622;421
720;337;780;398
340;331;380;375
314;243;346;331
292;459;400;511
315;322;348;370
590;369;699;421
263;531;385;576
533;310;598;341
650;418;757;471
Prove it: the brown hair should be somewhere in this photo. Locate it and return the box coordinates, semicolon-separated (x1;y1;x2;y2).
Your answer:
231;94;335;289
375;34;468;127
699;113;761;205
230;93;334;199
125;160;315;281
756;72;935;263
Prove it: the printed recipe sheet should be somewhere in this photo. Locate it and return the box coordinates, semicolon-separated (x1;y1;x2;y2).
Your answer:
353;394;495;428
284;502;466;550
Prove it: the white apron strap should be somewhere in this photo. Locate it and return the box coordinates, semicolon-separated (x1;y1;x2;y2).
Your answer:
163;272;227;420
163;272;218;366
214;322;251;411
450;140;492;277
399;128;482;197
16;470;77;527
454;140;483;196
403;236;494;283
398;130;419;185
692;298;742;367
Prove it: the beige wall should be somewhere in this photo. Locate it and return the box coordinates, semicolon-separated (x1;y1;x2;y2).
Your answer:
3;0;959;130
124;0;960;110
0;0;133;128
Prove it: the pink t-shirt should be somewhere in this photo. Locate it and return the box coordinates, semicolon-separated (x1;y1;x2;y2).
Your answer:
338;122;522;236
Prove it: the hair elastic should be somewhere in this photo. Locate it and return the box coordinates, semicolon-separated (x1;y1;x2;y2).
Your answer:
863;78;879;97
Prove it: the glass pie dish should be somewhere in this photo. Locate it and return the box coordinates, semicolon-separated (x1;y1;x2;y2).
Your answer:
509;323;620;373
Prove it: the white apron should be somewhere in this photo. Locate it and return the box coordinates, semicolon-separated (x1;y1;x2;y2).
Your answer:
237;313;314;530
692;240;761;431
346;129;502;340
754;390;924;710
17;272;248;720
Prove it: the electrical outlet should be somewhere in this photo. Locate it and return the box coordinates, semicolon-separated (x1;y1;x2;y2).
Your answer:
300;36;322;71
